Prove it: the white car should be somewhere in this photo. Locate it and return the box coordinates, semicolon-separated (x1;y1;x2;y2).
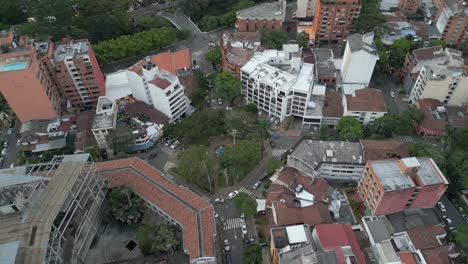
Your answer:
9;163;15;168
390;91;396;98
3;141;8;148
208;42;216;48
170;140;180;149
7;128;13;135
165;139;173;146
442;215;453;226
218;98;223;105
214;198;224;203
241;224;247;235
252;181;261;190
1;148;6;156
16;139;21;146
437;202;446;212
214;212;219;218
228;190;239;199
226;106;232;111
224;239;230;251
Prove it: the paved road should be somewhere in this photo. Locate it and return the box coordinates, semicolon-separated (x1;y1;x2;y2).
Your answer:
371;66;408;113
2;120;20;168
435;195;466;229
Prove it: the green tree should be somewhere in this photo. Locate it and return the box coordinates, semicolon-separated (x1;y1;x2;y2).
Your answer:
450;126;468;150
296;31;309;48
336;117;364;140
214;71;241;103
233;192;258;217
134;15;171;31
408;143;446;169
225;109;258;141
190;87;208;110
136;224;179;255
243;244;263;264
107;125;135;155
0;0;27;25
242;103;258;116
176;145;219;191
260;28;289;49
372;109;423;136
388;38;411;69
266;158;281;175
205;48;222;65
105;187;144;225
164;110;225;143
351;0;385;32
223;140;261;181
201;15;219;31
319;126;330;139
427;40;448;48
455;225;468;245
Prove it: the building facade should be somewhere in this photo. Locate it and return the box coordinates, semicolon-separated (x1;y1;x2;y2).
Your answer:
343;88;387;125
357;157;449;216
241;44;321;127
317;0;362;41
106;58;189;122
235;0;286;32
296;0;318;19
0;39;63;122
52;39;105;109
433;0;468;45
220;32;262;79
341;33;379;94
92;96;118;149
399;0;421;14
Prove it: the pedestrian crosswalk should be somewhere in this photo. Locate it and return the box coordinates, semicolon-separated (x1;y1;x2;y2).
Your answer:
223;218;243;230
272;148;287;158
239;186;253;196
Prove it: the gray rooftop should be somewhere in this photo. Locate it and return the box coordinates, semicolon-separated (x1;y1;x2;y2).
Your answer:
364;217;395;243
92;113;115;130
53;40;90;62
370;158;446;191
386;208;441;232
314;49;336;78
347;33;378;56
237;0;286;20
290;140;363;169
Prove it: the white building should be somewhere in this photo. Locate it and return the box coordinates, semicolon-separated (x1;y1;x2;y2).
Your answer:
92;96;118;149
341;33;379;95
408;47;467;106
241;44;322;127
343;88;387;125
105;58;189;122
295;0;317;18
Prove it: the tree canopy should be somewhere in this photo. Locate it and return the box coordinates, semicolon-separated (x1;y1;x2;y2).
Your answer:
0;0;27;25
136;223;179;255
296;31;309;48
455;224;468;245
205;48;222;65
351;0;385;33
233;192;258;217
409;143;446;168
214;71;241;103
427;40;448;48
260;28;289;49
107;125;135;155
222;140;261;180
105;187;144;225
243;244;263;264
371;108;424;137
266;158;281;175
336;117;364;140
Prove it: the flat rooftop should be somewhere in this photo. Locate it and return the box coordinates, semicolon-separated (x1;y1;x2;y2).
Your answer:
290;139;363;169
53;40;90;62
0;49;34;73
92;113;115;130
315;49;336;78
369;157;447;191
237;0;285;20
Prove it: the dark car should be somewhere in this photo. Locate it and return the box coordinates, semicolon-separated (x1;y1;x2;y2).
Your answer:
260;172;269;181
149;152;158;159
225;253;232;264
269;141;275;148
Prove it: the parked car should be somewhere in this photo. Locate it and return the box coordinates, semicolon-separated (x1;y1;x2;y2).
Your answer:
224;239;230;251
449;226;456;232
437;202;447;212
1;148;7;156
149;152;158;159
16;139;21;146
226;106;232;111
228;190;239;199
214;198;224;203
252;181;261;190
241;224;247;235
208;42;216;48
463;214;468;223
170;140;180;149
3;141;8;148
269;141;275;148
7;128;13;135
9;163;15;168
214;212;219;218
165;139;173;146
218;98;223;105
442;215;453;226
260;172;269;181
390;91;396;97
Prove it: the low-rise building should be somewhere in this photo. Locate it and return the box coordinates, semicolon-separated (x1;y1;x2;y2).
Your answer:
241;44;322;127
97;158;216;263
0;154;107;263
416;98;447;139
150;49;192;75
357;157;449;216
92;96;118;149
322;91;343;129
235;0;286;32
287;139;364;181
314;49;337;87
343;88;387;125
360;139;409;162
399;0;421;14
105;57;189;122
312;224;367;264
220;31;262;79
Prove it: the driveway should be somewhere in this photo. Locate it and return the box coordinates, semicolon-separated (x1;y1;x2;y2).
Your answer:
434;195;466;229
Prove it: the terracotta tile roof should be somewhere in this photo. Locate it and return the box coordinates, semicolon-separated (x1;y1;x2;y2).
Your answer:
346;88;387;112
96;158;215;262
123;100;170;125
128;60;146;76
360;140;410;162
417;98;442;109
314;224;367;264
149;78;172;89
420;244;459;264
407;225;446;249
323;91;343;118
412;46;444;61
419;108;447;132
0;31;14;46
398;252;416;264
151;49;191;75
273;203;333;227
276;167;301;186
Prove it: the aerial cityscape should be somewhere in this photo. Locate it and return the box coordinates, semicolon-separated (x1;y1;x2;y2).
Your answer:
0;0;467;263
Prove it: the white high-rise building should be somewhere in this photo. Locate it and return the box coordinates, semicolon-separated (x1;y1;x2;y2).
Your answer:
341;33;379;95
105;58;189;122
241;44;323;128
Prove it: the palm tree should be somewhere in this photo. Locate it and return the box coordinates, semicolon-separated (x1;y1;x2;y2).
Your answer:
257;119;271;156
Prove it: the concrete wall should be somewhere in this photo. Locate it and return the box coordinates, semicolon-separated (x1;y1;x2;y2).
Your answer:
341;49;378;86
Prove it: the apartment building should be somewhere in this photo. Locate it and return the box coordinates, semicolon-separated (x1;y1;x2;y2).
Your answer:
408;47;467;106
433;0;467;45
341;33;379;95
343;88;387;125
106;58;188;122
296;0;318;19
0;154;107;263
52;39;105;109
220;31;262;79
399;0;421;14
0;35;63;122
92;96;118;149
236;0;286;32
241;44;321;127
316;0;362;41
357;157;449;216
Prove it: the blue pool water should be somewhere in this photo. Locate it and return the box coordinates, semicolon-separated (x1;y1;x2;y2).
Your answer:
215;146;224;157
0;62;28;72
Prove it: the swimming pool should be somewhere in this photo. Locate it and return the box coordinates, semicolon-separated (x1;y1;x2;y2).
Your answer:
0;62;28;72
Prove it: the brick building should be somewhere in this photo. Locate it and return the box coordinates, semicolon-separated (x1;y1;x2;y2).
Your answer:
52;38;105;109
357;157;448;216
399;0;421;14
220;32;262;79
235;0;286;32
316;0;362;41
0;36;63;122
433;0;467;45
416;98;447;139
